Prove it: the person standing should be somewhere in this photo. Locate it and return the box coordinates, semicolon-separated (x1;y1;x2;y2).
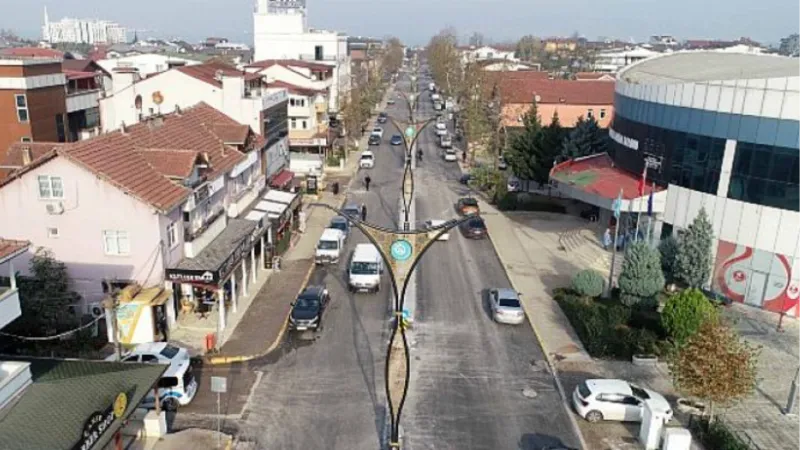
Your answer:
603;228;612;250
361;204;367;222
364;175;372;192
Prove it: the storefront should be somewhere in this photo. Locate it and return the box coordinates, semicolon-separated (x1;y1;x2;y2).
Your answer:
165;217;269;334
269;168;296;192
250;190;301;258
106;284;173;345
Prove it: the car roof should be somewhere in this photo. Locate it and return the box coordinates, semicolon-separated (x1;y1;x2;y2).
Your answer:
129;342;167;355
321;228;344;239
361;151;374;157
586;379;633;395
494;288;518;299
460;197;478;205
299;285;325;299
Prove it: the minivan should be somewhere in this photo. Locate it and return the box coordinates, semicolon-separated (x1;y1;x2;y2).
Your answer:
348;243;383;293
315;228;346;264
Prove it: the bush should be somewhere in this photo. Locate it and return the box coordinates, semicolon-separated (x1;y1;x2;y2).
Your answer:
618;241;665;306
661;288;719;347
497;192;567;213
571;269;605;298
689;417;750;450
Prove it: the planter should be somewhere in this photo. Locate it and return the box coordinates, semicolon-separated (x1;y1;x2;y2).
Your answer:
632;354;658;366
677;398;707;415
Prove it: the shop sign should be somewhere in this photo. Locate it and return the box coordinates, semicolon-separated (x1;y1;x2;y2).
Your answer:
289;138;327;147
71;393;128;450
218;234;254;282
166;269;218;285
609;128;639;151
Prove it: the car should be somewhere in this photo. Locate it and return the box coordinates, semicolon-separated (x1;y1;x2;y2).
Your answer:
424;219;450;241
459;216;488;239
443;149;457;162
456;197;480;215
487;288;525;324
342;203;363;219
290;285;330;331
377;112;388;124
371;127;384;138
387;99;396;105
390;134;404;146
507;176;521;192
359;151;375;169
434;122;447;136
106;342;190;367
459;173;472;185
439;134;452;148
329;216;351;240
498;154;508;170
572;379;673;423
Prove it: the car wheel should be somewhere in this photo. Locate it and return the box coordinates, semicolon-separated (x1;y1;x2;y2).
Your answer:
162;397;179;412
585;410;603;423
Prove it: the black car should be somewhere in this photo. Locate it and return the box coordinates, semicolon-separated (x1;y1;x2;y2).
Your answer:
368;135;381;146
377;112;388;124
290;286;330;331
459;217;488;239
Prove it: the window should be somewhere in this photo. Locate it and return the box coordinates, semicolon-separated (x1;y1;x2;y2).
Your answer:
20;137;31;142
290;98;296;107
37;175;64;199
157;377;179;389
291;118;297;129
55;114;65;143
141;355;159;363
15;95;28;122
103;230;130;255
600;109;607;119
587;109;594;118
166;222;178;248
301;120;307;129
47;227;59;238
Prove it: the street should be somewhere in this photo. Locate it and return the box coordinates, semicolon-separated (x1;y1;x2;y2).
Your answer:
234;73;581;450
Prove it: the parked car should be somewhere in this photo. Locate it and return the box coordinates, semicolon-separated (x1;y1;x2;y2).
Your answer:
359;151;375;169
498;154;508;170
368;134;381;146
507;176;521;192
329;216;351;240
435;122;447;136
439;134;452;148
387;98;396;105
377;112;388;124
443;149;457;162
487;288;525;324
424;219;450;241
290;285;330;331
572;379;673;423
459;216;488;239
459;173;472;185
106;342;190;367
342;203;363;219
390;134;404;146
371;127;384;138
456;197;480;215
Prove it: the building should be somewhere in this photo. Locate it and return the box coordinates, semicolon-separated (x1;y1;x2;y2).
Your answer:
476;59;540;72
610;51;799;316
593;46;662;73
543;38;578;54
96;53;202;80
485;72;616;128
252;0;350;113
99;60;289;138
460;45;518;64
574;72;616;81
42;7;127;45
649;35;679;47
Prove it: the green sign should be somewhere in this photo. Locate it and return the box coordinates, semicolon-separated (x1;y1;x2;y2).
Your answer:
405;127;415;138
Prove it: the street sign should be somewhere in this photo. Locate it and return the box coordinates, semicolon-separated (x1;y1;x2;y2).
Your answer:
405;126;415;138
390;239;413;262
210;376;227;393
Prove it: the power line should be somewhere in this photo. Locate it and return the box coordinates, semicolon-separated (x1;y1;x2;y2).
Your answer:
0;315;103;341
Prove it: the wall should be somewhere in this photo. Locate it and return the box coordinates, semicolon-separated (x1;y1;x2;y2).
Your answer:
264;136;290;179
502;102;614;128
0;156;168;303
97;55;201;79
253;31;341;62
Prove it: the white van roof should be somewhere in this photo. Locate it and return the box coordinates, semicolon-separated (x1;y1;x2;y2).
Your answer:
320;228;344;241
352;243;380;261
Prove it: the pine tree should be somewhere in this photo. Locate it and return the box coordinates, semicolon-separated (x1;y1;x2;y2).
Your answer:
561;115;608;159
675;208;715;288
505;100;543;181
533;112;567;185
618;241;665;306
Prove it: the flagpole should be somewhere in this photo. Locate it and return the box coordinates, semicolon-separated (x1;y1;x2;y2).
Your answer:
646;181;655;245
634;167;647;242
605;188;623;299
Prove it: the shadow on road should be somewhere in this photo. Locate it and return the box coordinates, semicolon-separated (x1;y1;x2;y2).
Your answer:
519;433;578;450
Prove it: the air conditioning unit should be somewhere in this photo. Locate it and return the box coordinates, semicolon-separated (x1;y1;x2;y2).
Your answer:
87;302;105;318
46;202;64;215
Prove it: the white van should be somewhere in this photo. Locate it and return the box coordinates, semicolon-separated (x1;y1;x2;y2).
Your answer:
348;243;384;293
316;228;345;264
360;151;375;169
140;358;198;411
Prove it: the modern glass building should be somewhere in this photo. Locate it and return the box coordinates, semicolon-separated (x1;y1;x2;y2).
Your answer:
610;51;800;316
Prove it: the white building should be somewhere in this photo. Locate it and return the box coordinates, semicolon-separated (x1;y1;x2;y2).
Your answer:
42;7;127;44
97;53;202;80
460;45;518;64
252;0;350;113
99;61;288;138
593;46;663;73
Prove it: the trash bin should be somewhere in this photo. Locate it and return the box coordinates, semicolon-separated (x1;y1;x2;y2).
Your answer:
205;333;217;352
332;182;340;195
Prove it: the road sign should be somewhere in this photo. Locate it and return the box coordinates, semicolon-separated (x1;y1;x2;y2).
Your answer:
210;376;227;393
390;239;413;262
405;126;415;138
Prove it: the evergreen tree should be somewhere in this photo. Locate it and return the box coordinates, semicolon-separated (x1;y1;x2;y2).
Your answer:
618;241;665;306
532;112;567;185
659;235;680;284
675;208;715;288
505;100;543;181
561;115;608;159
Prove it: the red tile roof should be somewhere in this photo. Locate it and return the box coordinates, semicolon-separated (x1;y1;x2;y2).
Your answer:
486;74;615;105
0;47;65;59
0;239;30;262
0;103;250;213
176;62;262;88
139;149;200;179
550;153;664;200
266;79;325;97
212;124;250;144
1;143;65;170
247;59;334;72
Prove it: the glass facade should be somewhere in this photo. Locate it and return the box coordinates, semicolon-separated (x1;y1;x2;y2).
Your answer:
728;142;799;211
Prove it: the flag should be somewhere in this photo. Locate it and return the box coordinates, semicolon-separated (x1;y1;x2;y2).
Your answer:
613;189;622;219
637;166;647;196
647;183;654;217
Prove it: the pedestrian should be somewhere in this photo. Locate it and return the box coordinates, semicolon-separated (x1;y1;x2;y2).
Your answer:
361;204;367;222
462;150;467;163
603;228;612;250
364;175;372;191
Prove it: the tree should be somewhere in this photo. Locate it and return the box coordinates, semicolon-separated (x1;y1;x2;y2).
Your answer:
504;100;543;181
618;241;665;306
469;164;507;202
659;235;680;284
515;35;542;62
468;32;485;47
675;208;714;288
778;33;799;57
669;320;760;419
561;115;608;159
426;28;461;96
13;249;81;335
661;288;719;347
535;112;568;185
571;269;605;298
381;37;405;75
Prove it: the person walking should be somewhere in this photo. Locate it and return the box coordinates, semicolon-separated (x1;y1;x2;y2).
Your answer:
364;175;372;192
361;204;367;222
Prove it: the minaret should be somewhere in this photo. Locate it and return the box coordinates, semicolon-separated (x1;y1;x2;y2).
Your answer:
42;6;51;43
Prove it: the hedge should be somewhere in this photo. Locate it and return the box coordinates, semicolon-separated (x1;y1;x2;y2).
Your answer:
497;192;567;213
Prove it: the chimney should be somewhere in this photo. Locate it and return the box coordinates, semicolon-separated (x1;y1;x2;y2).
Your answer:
21;146;32;166
120;122;127;134
175;104;182;116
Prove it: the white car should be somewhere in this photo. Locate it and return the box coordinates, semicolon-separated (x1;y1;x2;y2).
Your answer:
439;134;452;149
107;342;190;367
435;122;447;136
359;151;375;169
371;127;384;138
443;149;457;162
572;379;673;423
425;219;450;241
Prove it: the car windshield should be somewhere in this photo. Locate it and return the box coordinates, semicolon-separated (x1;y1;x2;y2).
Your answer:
159;344;181;359
295;297;319;309
351;262;379;275
330;220;347;231
578;382;592;399
461;198;478;206
318;240;338;250
629;384;650;400
469;219;486;229
499;297;520;308
361;154;374;160
373;128;381;132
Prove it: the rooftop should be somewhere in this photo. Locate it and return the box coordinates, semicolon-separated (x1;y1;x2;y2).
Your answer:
0;239;30;263
486;74;615;105
176;61;262;88
619;51;800;84
172;218;257;274
550;153;664;200
267;79;325;96
0;47;65;59
247;59;334;72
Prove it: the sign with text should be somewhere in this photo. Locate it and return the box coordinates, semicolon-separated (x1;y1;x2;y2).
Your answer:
71;393;127;450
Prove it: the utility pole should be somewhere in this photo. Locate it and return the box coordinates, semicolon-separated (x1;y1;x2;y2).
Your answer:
103;290;123;360
785;366;799;415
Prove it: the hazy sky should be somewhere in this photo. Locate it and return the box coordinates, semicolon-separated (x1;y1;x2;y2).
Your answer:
2;0;797;46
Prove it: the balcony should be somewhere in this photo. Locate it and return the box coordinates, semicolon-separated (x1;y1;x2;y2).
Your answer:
297;54;338;62
228;175;265;218
184;209;227;258
66;89;101;113
0;282;21;331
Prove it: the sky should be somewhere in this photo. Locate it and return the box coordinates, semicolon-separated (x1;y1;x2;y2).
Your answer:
1;0;797;46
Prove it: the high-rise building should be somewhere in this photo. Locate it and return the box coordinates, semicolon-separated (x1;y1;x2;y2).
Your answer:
42;7;128;44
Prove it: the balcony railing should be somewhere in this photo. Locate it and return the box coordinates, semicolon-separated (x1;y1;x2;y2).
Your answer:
297;54;338;62
66;89;101;113
0;277;22;331
184;209;227;258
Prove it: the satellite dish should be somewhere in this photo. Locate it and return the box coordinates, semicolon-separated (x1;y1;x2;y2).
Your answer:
152;91;164;105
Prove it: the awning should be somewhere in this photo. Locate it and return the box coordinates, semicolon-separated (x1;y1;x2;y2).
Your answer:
245;210;267;222
255;200;287;219
269;169;294;189
263;189;297;205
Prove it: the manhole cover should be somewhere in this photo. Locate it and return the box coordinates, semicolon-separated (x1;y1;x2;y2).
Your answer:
522;388;538;399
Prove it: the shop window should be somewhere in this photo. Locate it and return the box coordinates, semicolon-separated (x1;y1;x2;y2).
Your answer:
15;94;28;122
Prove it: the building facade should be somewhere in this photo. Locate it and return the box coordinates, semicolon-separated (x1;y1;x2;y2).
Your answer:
42;7;127;44
610;51;800;316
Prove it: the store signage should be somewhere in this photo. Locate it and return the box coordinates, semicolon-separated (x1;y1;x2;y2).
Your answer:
218;234;254;282
165;269;218;285
289;138;327;147
71;393;127;450
609;128;639;151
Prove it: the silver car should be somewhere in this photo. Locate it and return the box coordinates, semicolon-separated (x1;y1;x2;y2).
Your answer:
488;288;525;325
